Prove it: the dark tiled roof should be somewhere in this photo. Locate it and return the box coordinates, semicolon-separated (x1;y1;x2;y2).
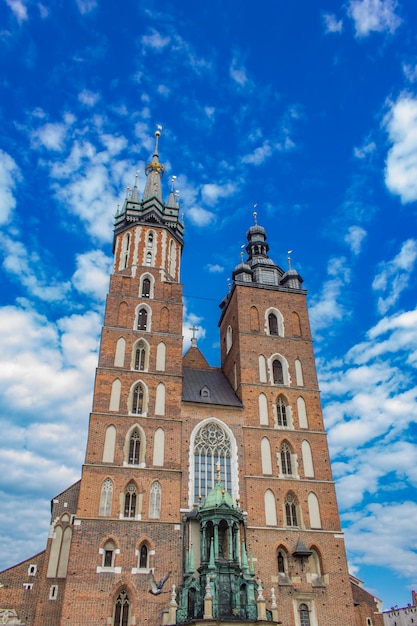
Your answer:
182;367;242;407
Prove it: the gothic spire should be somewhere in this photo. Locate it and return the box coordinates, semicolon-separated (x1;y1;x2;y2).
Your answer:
142;129;165;202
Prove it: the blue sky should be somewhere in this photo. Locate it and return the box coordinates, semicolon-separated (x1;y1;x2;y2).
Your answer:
0;0;416;612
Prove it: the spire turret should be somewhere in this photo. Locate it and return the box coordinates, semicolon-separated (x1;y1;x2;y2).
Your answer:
143;130;165;202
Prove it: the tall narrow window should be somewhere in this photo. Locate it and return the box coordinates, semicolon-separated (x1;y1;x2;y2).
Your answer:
114;590;130;626
268;313;278;335
273;359;283;384
142;278;151;298
280;443;292;475
193;421;232;503
277;548;288;575
137;308;148;331
132;384;144;414
299;604;311;626
122;233;130;269
285;493;298;527
139;543;149;569
147;232;154;248
103;540;115;568
124;483;137;518
99;479;113;516
129;430;141;464
295;359;304;386
149;481;162;519
264;489;277;526
134;344;146;371
146;251;152;266
226;325;232;353
250;306;259;332
277;396;288;427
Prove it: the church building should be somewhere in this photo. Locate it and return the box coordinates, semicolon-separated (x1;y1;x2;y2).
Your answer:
0;132;382;626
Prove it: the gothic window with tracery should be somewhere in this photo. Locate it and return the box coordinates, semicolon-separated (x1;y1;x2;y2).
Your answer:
124;483;137;518
114;590;130;626
285;493;298;527
137;308;148;331
280;443;292;475
132;384;145;414
277;396;288;427
193;422;232;502
134;343;146;371
129;430;141;464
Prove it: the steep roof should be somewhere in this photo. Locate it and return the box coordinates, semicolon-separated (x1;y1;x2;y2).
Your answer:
182;367;242;407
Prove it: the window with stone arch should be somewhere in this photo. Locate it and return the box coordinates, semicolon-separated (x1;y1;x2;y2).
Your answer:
280;442;293;476
266;308;284;336
190;419;237;506
113;589;130;626
140;273;154;299
132;339;149;372
299;603;311;626
138;542;149;569
271;353;289;385
99;478;113;516
309;546;323;582
102;539;116;568
136;305;151;331
277;545;289;577
149;481;162;519
124;482;138;518
168;239;176;278
285;492;299;527
124;425;146;466
276;395;290;428
147;231;154;249
146;251;153;266
226;325;233;353
130;382;148;415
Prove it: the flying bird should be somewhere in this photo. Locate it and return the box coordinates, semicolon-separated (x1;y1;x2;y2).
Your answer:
148;570;171;595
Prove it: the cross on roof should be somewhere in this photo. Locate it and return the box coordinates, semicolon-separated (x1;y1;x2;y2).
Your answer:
190;325;199;347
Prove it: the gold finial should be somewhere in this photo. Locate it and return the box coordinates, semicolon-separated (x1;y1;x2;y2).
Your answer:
287;250;293;270
253;204;258;225
216;461;221;482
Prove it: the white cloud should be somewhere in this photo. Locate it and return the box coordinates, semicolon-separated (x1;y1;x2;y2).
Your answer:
229;57;250;87
344;226;367;255
384;95;417;203
372;239;417;314
0;150;20;224
5;0;28;22
72;250;112;301
187;206;215;227
353;141;376;159
0;234;71;302
141;29;171;52
205;263;224;273
242;142;273;166
78;89;100;107
309;256;351;332
76;0;97;14
201;182;236;206
31;122;68;151
348;0;401;37
403;63;417;84
323;13;343;33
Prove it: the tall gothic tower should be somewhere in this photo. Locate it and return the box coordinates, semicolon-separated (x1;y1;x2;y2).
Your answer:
0;133;362;626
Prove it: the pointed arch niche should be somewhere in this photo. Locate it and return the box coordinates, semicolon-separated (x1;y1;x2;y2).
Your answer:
140;272;154;299
265;307;284;336
189;418;239;508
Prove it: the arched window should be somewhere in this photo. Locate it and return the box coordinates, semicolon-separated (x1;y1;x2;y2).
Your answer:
99;479;113;516
299;603;311;626
146;251;152;266
193;421;232;503
102;540;115;568
309;547;322;581
128;429;141;464
121;233;130;269
268;313;278;335
280;443;292;475
168;239;176;277
137;308;148;331
134;342;146;371
276;396;288;427
277;546;289;577
226;325;232;353
114;590;130;626
149;481;161;519
141;278;151;298
147;232;154;248
124;482;137;518
273;359;284;384
139;543;149;569
131;383;145;414
285;493;298;527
